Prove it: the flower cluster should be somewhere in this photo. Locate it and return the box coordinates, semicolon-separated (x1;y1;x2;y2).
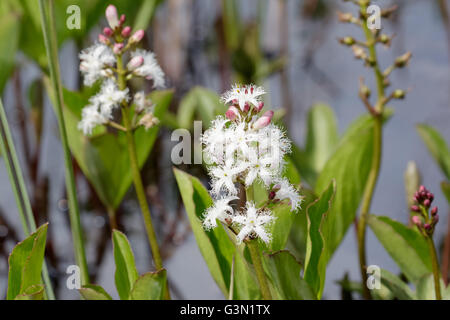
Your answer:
411;185;439;236
201;84;302;243
78;5;165;135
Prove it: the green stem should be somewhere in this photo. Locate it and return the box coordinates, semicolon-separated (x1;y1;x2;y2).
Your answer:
38;0;89;285
426;236;442;300
357;2;386;300
0;99;55;299
116;55;170;299
247;240;272;300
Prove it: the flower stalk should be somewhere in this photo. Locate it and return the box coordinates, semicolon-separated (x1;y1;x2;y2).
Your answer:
339;0;410;300
38;0;89;285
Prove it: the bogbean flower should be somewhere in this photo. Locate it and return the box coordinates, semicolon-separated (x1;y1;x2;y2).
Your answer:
78;5;165;135
201;84;303;244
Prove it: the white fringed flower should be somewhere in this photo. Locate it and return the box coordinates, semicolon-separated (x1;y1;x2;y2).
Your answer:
221;84;265;111
133;91;154;113
79;43;115;86
273;178;303;212
233;202;275;243
201;84;301;244
203;196;238;230
131;49;165;88
78;79;129;135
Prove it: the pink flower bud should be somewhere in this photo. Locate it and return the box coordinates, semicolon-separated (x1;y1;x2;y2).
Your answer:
423;199;431;208
127;56;144;70
121;26;131;38
243;102;250;113
433;214;439;224
113;43;124;54
103;27;113;37
256;101;264;112
268;191;276;200
419;185;425;193
225;106;239;121
431;206;438;216
410;205;420;212
130;29;145;43
106;5;119;29
424;223;431;231
252;110;274;129
119;14;126;26
411;215;422;227
98;34;109;45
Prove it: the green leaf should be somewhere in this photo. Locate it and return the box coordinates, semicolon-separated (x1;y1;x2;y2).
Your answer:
417;124;450;180
263;250;316;300
14;284;45;300
314;110;393;263
266;203;295;252
286;187;317;264
416;273;447;300
130;269;167;300
368;215;432;283
45;78;173;210
441;181;450;205
291;104;338;187
133;0;164;30
173;168;233;295
173;168;259;299
177;86;225;130
0;3;20;93
304;180;336;298
112;230;139;300
7;223;48;300
79;284;113;300
379;269;416;300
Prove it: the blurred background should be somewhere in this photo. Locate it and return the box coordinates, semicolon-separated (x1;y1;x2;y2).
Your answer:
0;0;449;299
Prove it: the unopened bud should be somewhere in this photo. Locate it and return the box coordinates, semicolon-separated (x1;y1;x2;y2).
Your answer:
269;191;276;200
423;199;431;208
98;34;109;45
359;83;371;99
122;26;131;38
225;106;240;121
337;11;353;23
412;215;422;227
431;206;438;216
106;5;119;29
410;205;420;213
119;14;126;26
427;192;434;202
379;34;391;47
352;45;367;60
252;110;274;129
113;43;124;54
340;37;355;46
256;101;264;112
127;56;144;70
393;89;405;99
424;223;431;231
103;27;113;37
243;102;250;113
433;214;439;224
129;29;145;43
395;52;412;68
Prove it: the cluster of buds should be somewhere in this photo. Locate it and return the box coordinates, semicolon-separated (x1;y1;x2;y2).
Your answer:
410;186;439;236
78;4;165;135
99;5;145;56
338;0;410;115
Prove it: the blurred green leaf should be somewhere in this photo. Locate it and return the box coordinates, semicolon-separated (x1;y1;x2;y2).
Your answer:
14;284;45;300
7;223;48;300
304;180;335;298
133;0;164;31
173;168;260;299
292;104;338;187
130;269;167;300
79;284;113;300
379;269;416;300
314;111;393;263
416;273;447;300
368;215;432;283
442;181;450;205
112;230;139;300
417;124;450;180
263;250;316;300
45;78;173;210
0;3;21;93
266;203;295;252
